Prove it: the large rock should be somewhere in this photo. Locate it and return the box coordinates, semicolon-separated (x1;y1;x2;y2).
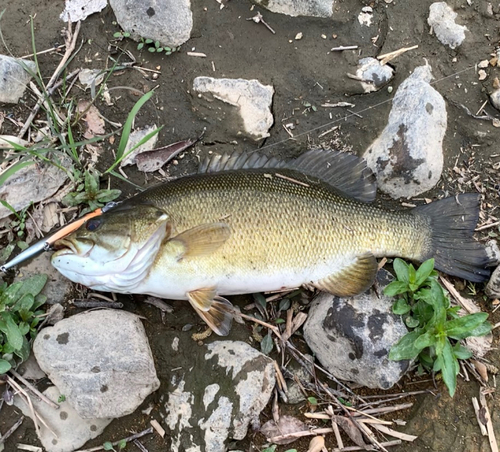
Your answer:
0;154;71;219
14;386;112;452
303;270;411;390
354;57;394;93
486;265;500;299
33;310;159;419
109;0;192;48
252;0;334;18
0;55;36;104
192;77;274;141
164;340;275;451
363;63;447;199
428;2;467;49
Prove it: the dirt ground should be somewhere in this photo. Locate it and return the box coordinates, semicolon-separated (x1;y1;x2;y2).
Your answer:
1;0;500;451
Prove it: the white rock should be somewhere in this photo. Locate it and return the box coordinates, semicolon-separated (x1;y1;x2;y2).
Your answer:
14;386;112;452
0;154;71;219
490;89;500;111
252;0;334;18
428;2;467;49
303;270;410;389
358;7;373;27
33;310;159;419
355;57;394;93
165;340;275;451
0;55;36;104
193;77;274;141
60;0;107;22
363;63;447;199
109;0;192;47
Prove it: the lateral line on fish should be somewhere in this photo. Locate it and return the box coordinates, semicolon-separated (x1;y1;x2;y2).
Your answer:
274;173;310;187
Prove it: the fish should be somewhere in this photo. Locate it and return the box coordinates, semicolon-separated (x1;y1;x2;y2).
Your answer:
51;150;494;335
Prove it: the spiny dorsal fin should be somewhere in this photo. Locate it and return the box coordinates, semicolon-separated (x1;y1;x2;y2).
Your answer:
198;149;377;203
170;223;231;259
187;289;234;336
310;253;378;297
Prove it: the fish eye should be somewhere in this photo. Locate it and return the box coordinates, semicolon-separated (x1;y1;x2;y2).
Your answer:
86;218;102;232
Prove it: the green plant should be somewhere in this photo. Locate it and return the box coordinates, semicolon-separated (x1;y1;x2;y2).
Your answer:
385;258;491;397
62;170;121;215
0;274;48;374
103;439;127;451
138;38;177;55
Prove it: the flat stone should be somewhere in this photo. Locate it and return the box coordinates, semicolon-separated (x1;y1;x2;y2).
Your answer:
428;2;467;49
363;63;447;199
14;386;112;452
0;154;71;220
0;55;36;104
60;0;107;22
109;0;192;48
303;269;411;390
252;0;334;18
16;252;73;305
33;310;159;419
192;77;274;141
164;339;275;452
490;89;500;111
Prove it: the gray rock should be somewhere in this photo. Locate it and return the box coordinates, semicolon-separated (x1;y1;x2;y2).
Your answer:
354;57;394;93
109;0;192;48
283;354;314;404
0;55;36;104
192;77;274;141
14;386;112;452
428;2;467;49
363;63;447;199
16;252;72;305
33;310;159;419
0;154;71;220
303;269;411;390
60;0;107;22
252;0;334;18
165;340;275;452
486;266;500;299
490;89;500;111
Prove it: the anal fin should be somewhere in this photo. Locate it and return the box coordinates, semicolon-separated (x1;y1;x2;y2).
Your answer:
187;287;234;336
311;253;378;297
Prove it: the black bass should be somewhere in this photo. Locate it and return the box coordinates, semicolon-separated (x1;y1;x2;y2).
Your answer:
51;150;493;335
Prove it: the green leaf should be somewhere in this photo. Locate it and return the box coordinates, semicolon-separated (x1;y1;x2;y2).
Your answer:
145;38;153;44
260;332;273;355
413;330;437;351
0;358;11;374
155;40;160;48
415;258;435;286
275;318;285;324
58;394;66;403
156;47;163;52
117;439;127;450
13;293;35;313
254;293;267;310
439;338;458;397
307;396;318;405
384;281;409;297
392;298;411;315
1;312;23;350
261;446;277;452
405;316;420;328
96;189;122;203
16;274;47;299
123;32;130;38
148;47;156;52
14;336;30;362
1;281;22;306
408;263;416;285
103;442;115;451
452;344;473;360
278;297;291;312
137;42;144;50
389;330;422;361
84;171;99;197
113;31;123;38
444;313;489;340
393;258;409;283
467;321;492;338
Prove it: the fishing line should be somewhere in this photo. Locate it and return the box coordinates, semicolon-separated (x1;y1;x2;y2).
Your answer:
257;64;478;152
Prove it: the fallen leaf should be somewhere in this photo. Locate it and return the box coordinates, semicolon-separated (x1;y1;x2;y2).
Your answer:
331;415;368;449
260;415;307;445
120;125;159;167
307;435;325;452
136;138;197;172
77;100;105;139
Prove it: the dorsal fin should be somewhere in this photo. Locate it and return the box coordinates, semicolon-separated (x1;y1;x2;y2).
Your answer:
198;149;377;203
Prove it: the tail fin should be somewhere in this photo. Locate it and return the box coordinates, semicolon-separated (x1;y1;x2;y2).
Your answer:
413;194;494;282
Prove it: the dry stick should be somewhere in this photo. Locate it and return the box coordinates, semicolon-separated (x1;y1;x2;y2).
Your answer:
268;427;334;443
21;44;66;59
479;390;499;452
331;440;402;452
75;427;154;452
472;396;488;436
0;416;24;444
9;369;59;409
18;21;81;138
6;376;40;437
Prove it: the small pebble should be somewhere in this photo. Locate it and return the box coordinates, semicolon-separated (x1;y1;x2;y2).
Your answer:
478;69;487;80
295;32;303;40
478;60;489;68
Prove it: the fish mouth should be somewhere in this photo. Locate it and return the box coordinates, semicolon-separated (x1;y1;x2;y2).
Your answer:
53;238;93;256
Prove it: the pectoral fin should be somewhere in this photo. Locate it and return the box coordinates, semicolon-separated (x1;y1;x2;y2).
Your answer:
187;287;234;336
311;253;378;297
171;223;230;260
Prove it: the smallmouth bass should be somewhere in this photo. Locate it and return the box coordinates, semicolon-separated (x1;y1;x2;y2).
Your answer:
51;150;494;335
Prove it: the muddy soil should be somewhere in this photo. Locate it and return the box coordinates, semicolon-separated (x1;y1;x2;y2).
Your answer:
1;0;499;451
